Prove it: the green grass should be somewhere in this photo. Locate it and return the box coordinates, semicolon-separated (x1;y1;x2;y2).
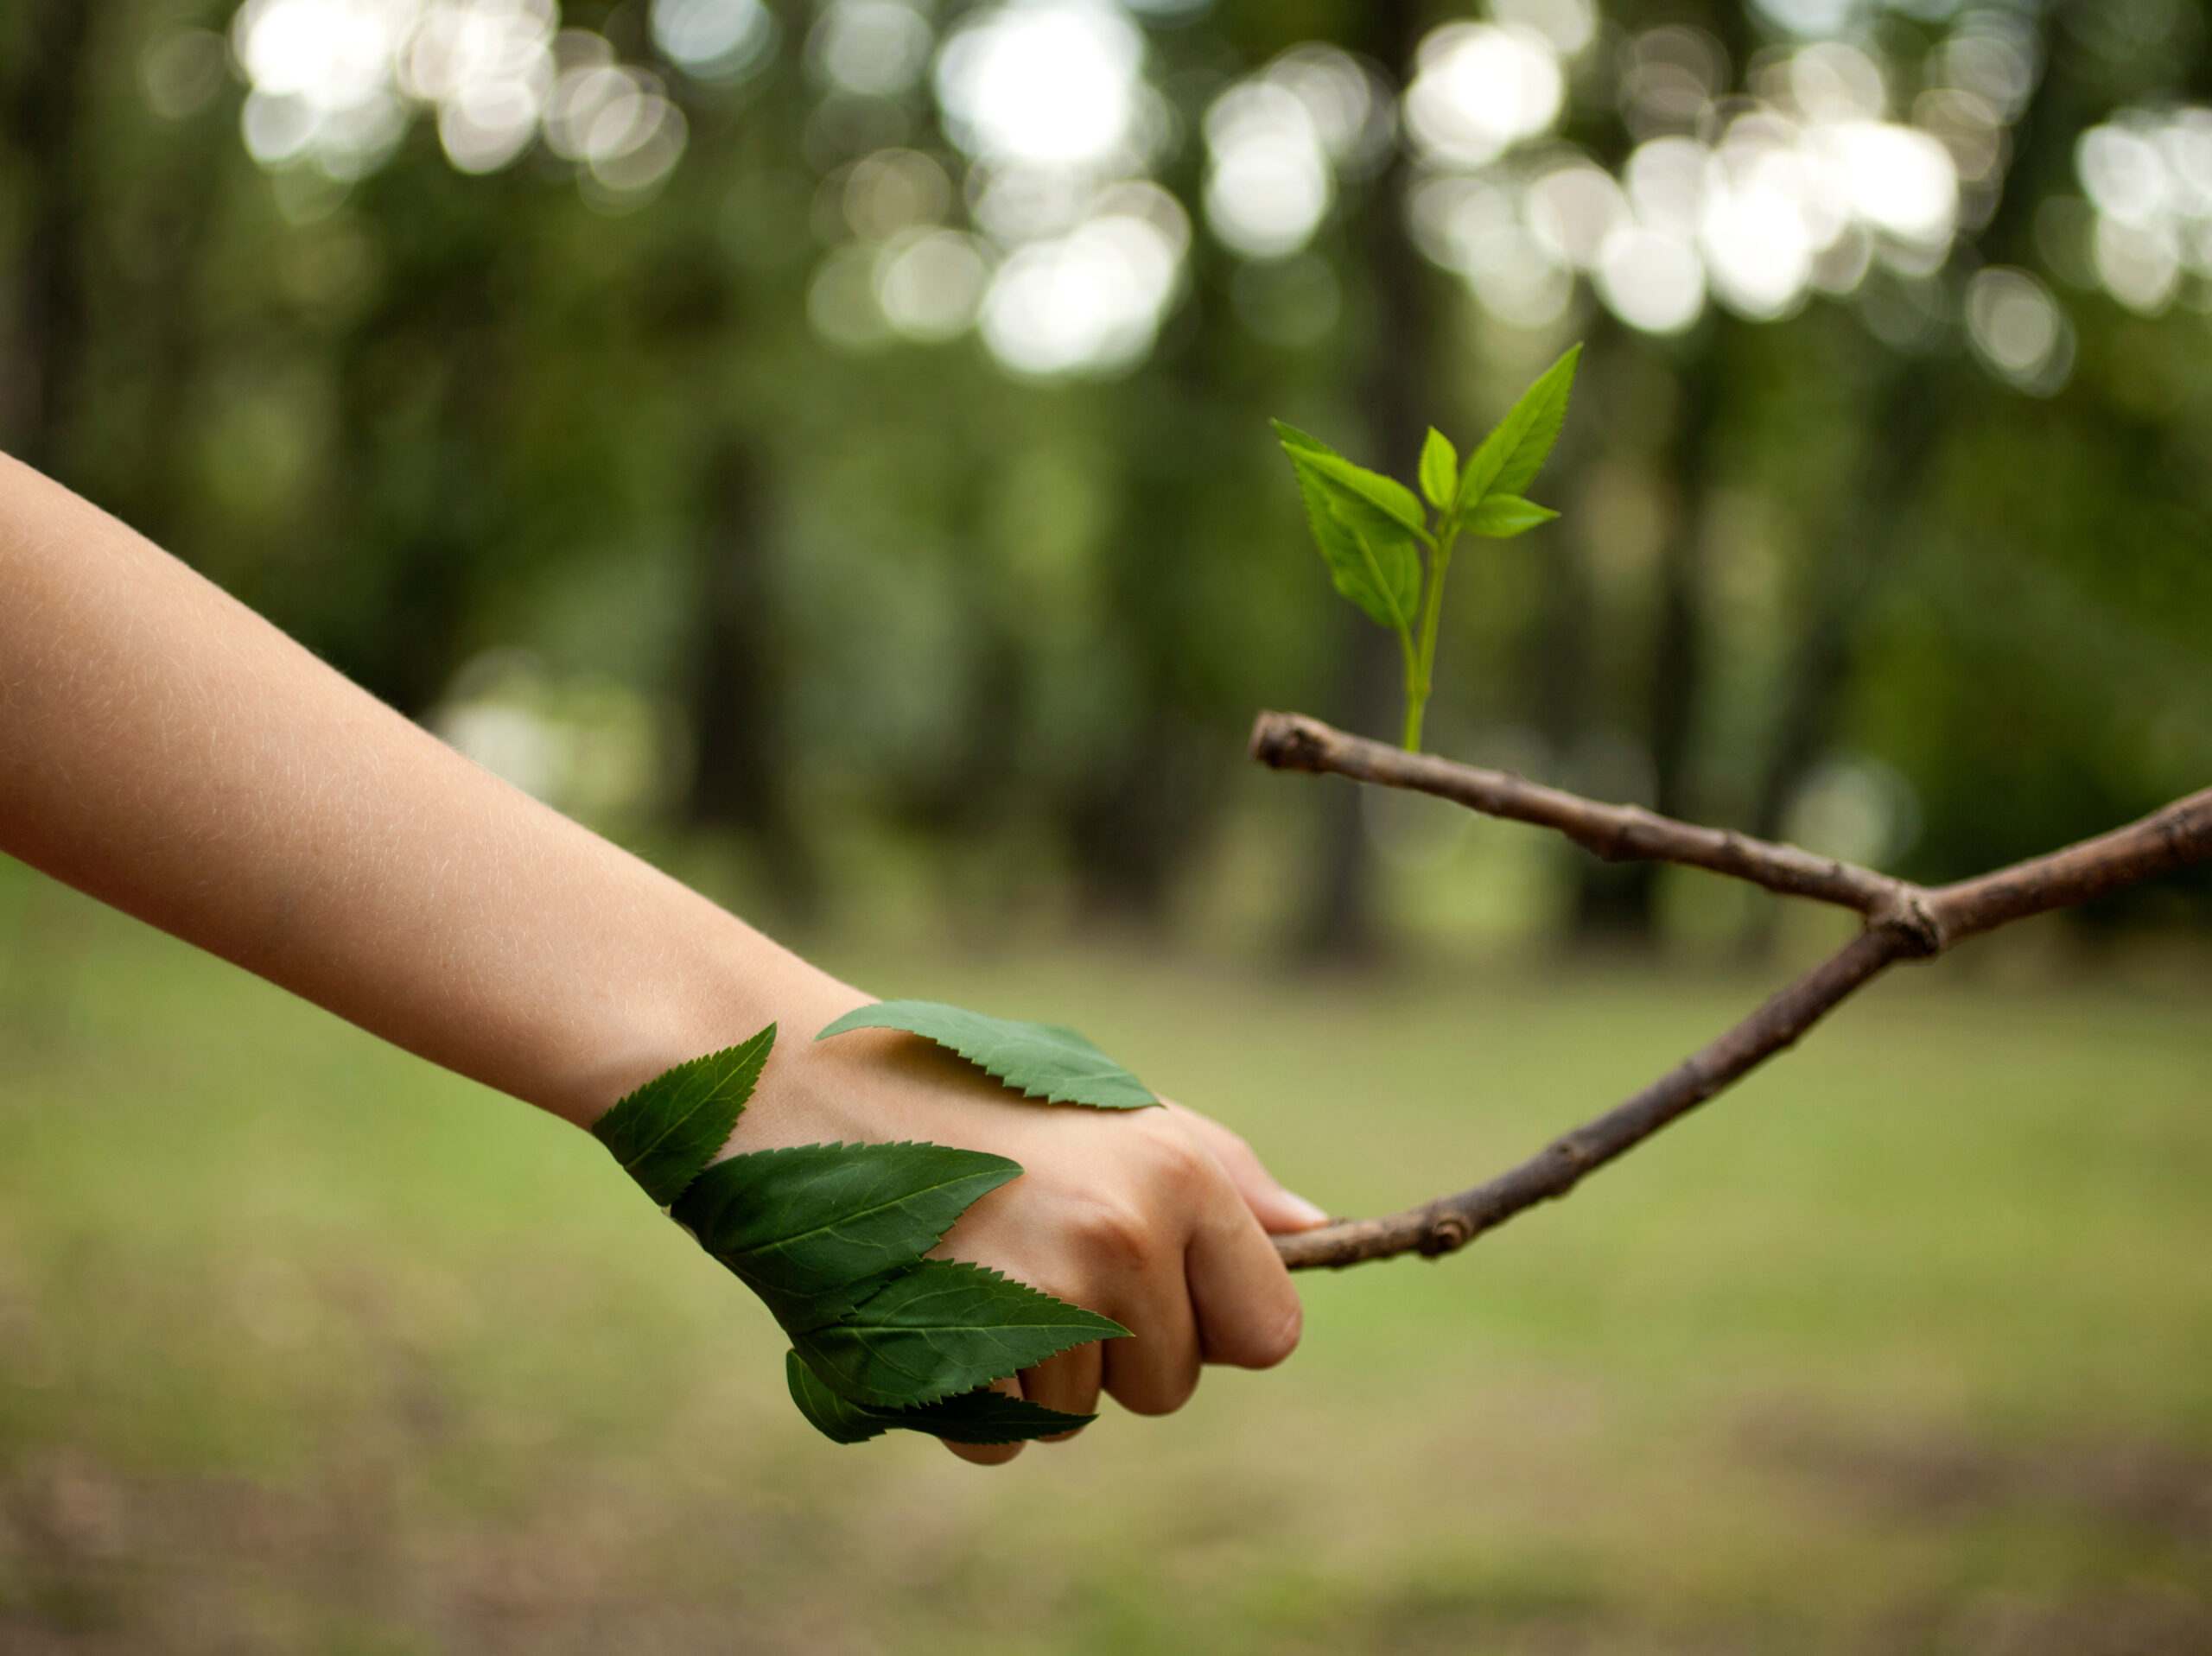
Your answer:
1;863;2208;1653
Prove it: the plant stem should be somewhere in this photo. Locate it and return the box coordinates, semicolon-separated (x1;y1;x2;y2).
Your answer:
1397;625;1423;751
1402;526;1458;752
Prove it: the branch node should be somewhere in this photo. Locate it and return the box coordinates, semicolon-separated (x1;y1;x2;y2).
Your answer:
1421;1212;1473;1256
1249;711;1327;773
1871;889;1943;958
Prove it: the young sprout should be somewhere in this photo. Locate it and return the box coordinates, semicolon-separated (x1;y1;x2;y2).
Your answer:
1275;345;1580;752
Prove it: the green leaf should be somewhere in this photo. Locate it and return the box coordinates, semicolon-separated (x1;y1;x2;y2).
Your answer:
1465;494;1560;538
1308;485;1422;634
1273;421;1337;460
816;1000;1157;1110
591;1025;774;1207
785;1351;1094;1446
674;1141;1021;1330
1419;428;1459;510
1456;345;1581;514
1274;428;1422;634
1272;426;1426;533
791;1259;1128;1408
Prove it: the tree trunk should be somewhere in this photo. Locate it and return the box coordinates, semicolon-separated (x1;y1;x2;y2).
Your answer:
1575;340;1719;941
1299;0;1429;963
1063;359;1233;927
1750;359;1945;846
688;439;816;917
5;0;95;481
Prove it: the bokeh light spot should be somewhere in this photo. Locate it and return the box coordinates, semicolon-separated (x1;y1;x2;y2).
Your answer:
1964;266;2074;395
1405;23;1564;169
652;0;778;83
811;0;933;98
936;2;1145;172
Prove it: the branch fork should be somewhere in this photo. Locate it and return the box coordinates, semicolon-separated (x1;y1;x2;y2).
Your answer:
1249;710;2212;1271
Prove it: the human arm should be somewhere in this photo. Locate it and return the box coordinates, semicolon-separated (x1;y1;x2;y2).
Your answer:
0;452;1323;1460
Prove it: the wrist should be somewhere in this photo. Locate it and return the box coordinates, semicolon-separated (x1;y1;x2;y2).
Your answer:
554;903;869;1133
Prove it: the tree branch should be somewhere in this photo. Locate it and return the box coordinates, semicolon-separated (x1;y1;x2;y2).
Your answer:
1250;710;1926;931
1252;710;2212;1271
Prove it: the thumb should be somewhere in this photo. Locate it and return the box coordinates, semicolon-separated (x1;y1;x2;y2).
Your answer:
1161;1101;1331;1234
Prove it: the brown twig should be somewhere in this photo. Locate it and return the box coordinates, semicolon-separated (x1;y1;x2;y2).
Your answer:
1252;710;2212;1271
1251;710;1929;933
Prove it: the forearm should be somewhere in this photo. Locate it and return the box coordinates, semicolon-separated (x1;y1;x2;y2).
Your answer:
0;453;848;1124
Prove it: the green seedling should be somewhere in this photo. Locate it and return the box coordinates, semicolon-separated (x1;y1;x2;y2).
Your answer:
1277;345;1579;752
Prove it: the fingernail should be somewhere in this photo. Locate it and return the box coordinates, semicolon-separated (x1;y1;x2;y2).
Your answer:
1281;1190;1331;1228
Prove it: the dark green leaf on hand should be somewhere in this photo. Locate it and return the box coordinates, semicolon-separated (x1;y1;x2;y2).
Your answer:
610;1028;1131;1448
791;1259;1128;1409
816;1000;1157;1110
1465;494;1560;538
785;1351;1094;1445
1456;345;1580;514
592;1025;775;1206
1419;428;1459;509
675;1141;1021;1330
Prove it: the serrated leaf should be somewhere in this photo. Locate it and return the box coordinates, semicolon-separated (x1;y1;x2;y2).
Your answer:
816;1000;1157;1110
1456;345;1581;514
674;1141;1021;1330
1420;428;1459;509
1275;430;1423;634
592;1026;774;1207
1310;486;1421;634
785;1351;1094;1445
791;1259;1128;1408
1465;493;1560;538
1286;446;1427;534
1273;421;1341;461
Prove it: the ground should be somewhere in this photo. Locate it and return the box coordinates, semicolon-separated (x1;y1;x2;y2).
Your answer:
1;865;2207;1654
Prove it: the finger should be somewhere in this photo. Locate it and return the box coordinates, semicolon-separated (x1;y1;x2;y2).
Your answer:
1185;1173;1304;1371
1100;1260;1201;1416
1164;1101;1330;1234
941;1376;1025;1466
1017;1341;1103;1442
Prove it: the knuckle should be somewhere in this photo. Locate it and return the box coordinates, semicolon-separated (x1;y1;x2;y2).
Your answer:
1247;1298;1304;1369
1071;1196;1154;1271
1206;1292;1303;1370
944;1438;1022;1466
1134;1120;1210;1195
1117;1366;1199;1417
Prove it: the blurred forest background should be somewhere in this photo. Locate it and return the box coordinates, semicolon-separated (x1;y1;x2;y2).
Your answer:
3;0;2212;1652
8;0;2211;956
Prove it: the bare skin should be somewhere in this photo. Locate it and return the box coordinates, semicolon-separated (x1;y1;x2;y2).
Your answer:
0;453;1323;1463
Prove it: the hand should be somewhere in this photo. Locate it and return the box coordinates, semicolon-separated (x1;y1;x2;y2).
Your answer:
734;1009;1329;1463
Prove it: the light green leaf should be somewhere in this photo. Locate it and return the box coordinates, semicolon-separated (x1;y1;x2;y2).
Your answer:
1313;487;1421;634
1273;422;1427;532
791;1259;1128;1408
1465;493;1560;538
785;1351;1094;1445
1287;448;1427;535
1273;421;1338;460
1456;344;1581;514
591;1026;774;1207
1275;428;1422;634
1419;428;1459;510
816;1000;1157;1110
674;1141;1021;1330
